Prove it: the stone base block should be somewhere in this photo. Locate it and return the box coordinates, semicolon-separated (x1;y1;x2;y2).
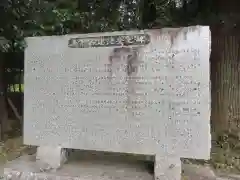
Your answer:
154;155;181;180
36;146;68;169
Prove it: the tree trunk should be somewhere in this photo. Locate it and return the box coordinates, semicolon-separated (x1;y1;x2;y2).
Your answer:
211;32;240;133
0;55;8;140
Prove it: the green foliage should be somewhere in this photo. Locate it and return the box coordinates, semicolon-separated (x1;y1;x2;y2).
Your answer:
0;0;82;51
0;0;179;52
0;0;217;52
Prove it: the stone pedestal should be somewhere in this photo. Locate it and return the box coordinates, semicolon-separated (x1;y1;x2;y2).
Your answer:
154;155;181;180
36;146;68;169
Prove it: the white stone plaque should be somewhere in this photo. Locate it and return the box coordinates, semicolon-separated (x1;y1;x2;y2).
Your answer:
24;26;211;160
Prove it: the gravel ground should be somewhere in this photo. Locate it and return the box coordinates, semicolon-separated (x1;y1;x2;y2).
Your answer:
2;152;240;180
1;136;240;180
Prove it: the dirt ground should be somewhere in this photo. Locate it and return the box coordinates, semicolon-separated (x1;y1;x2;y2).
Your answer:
0;136;35;164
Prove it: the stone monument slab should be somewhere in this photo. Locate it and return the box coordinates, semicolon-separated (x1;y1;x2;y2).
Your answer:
23;26;211;180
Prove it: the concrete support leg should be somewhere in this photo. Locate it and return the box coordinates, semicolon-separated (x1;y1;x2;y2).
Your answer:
154;155;181;180
36;146;68;169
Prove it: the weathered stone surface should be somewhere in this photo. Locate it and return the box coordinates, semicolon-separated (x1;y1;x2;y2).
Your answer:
155;155;181;180
36;146;67;169
23;27;211;180
24;26;211;160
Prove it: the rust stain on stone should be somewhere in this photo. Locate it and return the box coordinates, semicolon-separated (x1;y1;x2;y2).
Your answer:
149;26;202;47
108;47;141;109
